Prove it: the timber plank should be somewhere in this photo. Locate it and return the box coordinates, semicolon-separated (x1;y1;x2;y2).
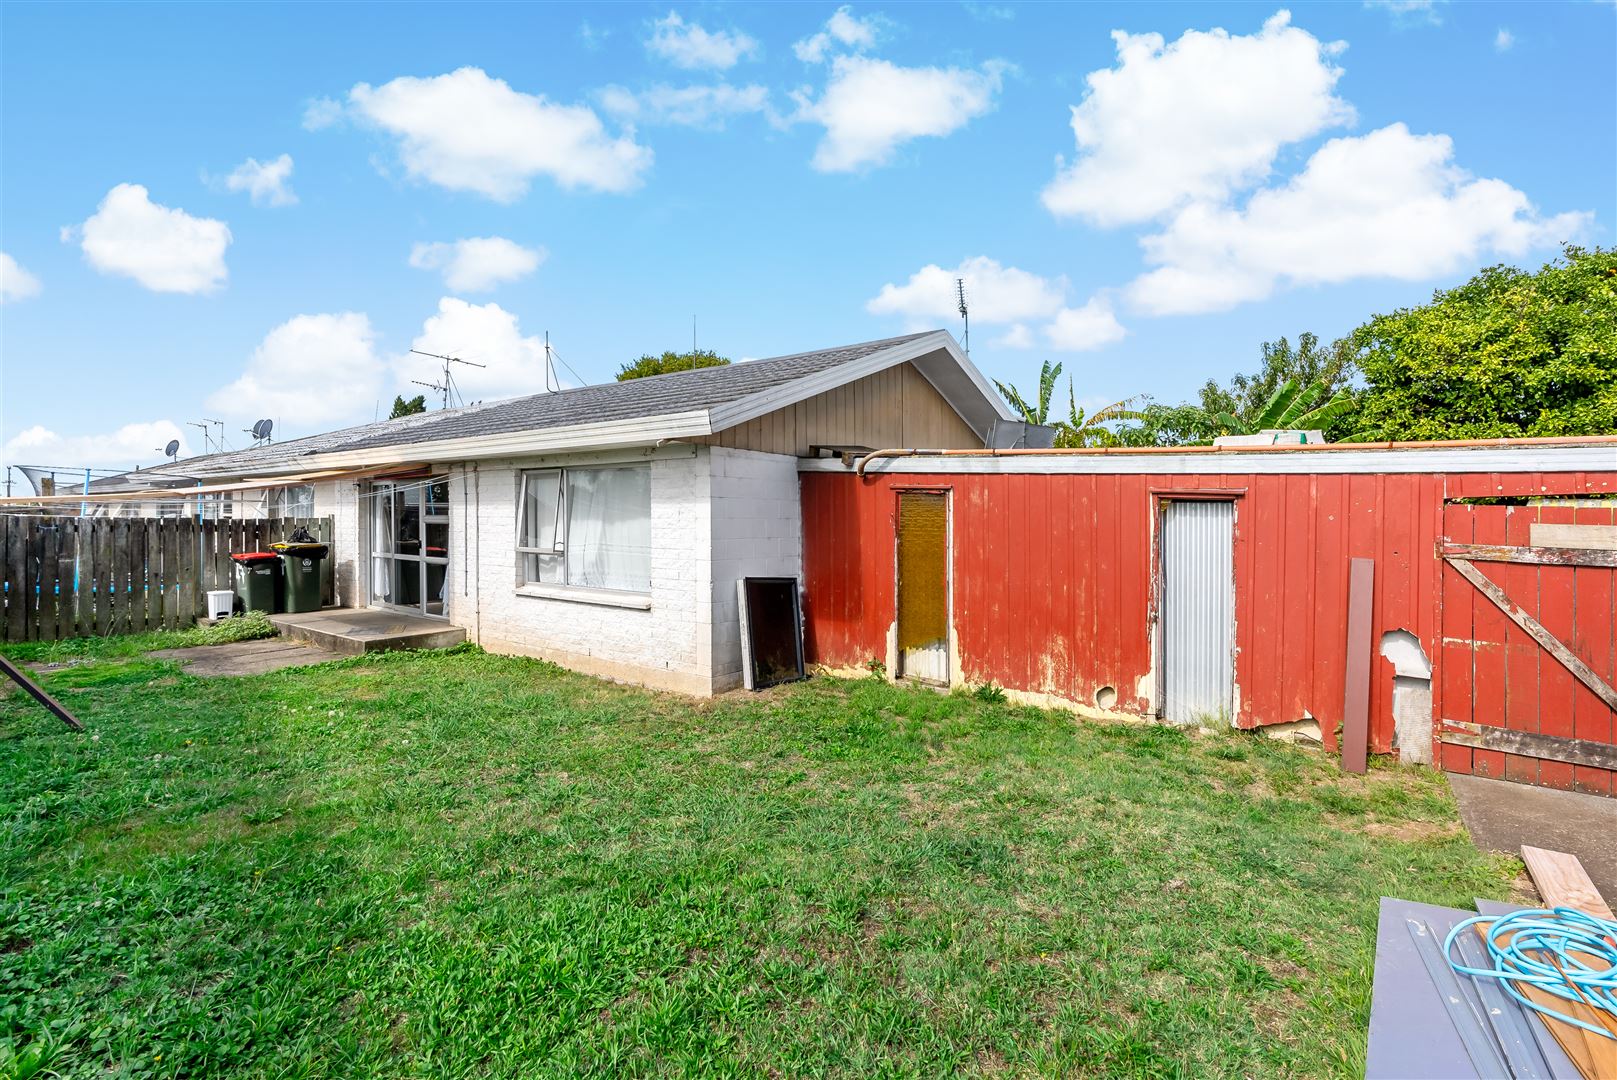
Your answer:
1521;845;1615;921
161;520;179;630
74;521;93;639
1342;557;1374;773
127;520;146;634
4;518;26;641
178;523;197;627
1530;522;1617;551
36;520;59;642
1441;542;1617;568
93;520;112;636
145;517;162;627
107;521;126;636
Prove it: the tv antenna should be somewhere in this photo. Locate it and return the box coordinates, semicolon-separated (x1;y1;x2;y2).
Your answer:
244;419;273;446
956;278;970;355
188;421;212;454
410;349;486;409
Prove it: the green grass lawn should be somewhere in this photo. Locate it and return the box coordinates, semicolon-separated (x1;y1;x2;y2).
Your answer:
0;636;1518;1078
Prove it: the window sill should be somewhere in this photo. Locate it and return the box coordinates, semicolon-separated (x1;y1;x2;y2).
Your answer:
514;583;652;610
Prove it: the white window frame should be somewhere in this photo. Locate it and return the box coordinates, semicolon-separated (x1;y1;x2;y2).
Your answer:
516;464;652;603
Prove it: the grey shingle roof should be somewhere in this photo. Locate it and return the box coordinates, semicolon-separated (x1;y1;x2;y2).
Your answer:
130;331;939;481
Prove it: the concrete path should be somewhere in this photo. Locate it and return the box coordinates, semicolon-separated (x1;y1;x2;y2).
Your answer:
149;638;342;677
1448;772;1617;902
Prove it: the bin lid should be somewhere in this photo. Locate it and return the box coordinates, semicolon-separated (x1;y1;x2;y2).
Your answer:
270;541;329;554
230;551;281;564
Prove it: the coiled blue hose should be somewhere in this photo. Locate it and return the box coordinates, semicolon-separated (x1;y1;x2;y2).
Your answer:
1444;906;1617;1040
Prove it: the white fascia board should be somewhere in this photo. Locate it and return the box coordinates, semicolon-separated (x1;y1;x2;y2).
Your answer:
242;410;715;475
797;444;1617;476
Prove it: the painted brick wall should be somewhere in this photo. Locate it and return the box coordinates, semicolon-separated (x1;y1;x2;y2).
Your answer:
321;445;803;696
312;478;362;608
445;447;716;695
708;447;804;691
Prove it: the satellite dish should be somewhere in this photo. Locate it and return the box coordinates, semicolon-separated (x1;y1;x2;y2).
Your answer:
162;439;180;458
251;419;273;440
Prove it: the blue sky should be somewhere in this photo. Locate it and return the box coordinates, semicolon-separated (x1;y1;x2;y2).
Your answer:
2;0;1612;470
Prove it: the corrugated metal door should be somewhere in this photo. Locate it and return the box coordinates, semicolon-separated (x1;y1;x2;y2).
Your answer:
1160;500;1235;724
897;491;949;683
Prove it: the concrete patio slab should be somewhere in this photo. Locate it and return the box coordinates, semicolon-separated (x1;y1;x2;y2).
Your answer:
269;608;465;655
150;639;341;677
1448;772;1617;902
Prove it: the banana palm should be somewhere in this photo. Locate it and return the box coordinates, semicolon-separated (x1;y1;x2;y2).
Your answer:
1214;378;1354;435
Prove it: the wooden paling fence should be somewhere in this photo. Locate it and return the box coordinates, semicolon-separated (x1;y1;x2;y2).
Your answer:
1;516;333;642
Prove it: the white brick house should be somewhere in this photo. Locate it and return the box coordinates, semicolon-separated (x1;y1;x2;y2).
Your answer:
71;331;1015;694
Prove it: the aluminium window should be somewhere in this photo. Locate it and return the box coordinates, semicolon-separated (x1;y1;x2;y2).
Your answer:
517;464;652;594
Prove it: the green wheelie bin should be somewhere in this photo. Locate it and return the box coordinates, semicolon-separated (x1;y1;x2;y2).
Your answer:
271;541;329;613
229;551;282;614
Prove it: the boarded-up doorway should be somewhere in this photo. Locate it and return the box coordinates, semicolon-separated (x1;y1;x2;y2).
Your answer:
897;490;949;684
1159;499;1235;724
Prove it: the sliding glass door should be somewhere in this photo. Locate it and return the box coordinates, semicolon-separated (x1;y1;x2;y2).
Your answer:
368;477;450;618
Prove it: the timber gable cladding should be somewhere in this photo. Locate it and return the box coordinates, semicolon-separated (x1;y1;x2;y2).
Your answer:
685;362;982;456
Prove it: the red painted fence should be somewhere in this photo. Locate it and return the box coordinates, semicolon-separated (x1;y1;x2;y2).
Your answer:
800;460;1617;795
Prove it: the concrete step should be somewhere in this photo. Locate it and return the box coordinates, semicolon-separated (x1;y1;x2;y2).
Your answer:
269;608;466;656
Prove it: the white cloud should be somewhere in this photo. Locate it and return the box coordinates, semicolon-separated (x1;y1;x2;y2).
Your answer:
1126;123;1591;315
63;183;230;294
347;67;651;201
795;56;1007;171
1045;299;1127;351
867;256;1066;325
409;237;546;292
207;312;384;426
302;97;344;131
2;420;190;470
1364;0;1445;27
222;153;297;207
647;11;759;71
993;323;1035;349
1042;11;1352;226
794;6;881;63
400;298;553;403
1;252;42;303
1494;28;1514;52
868;256;1126;351
599;83;772;129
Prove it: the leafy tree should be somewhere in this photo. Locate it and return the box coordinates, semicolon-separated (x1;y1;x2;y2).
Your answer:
993;360;1062;425
1346;245;1617;440
1117;331;1361;445
616;349;730;381
389;394;427;418
1056;384;1143;448
1212;379;1356;436
994;360;1142;446
1198;333;1356;424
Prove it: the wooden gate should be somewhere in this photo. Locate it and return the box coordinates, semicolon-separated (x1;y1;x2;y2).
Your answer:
1;516;333;643
1436;501;1617;796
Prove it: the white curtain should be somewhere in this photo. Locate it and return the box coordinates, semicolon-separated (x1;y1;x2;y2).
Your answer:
565;466;650;592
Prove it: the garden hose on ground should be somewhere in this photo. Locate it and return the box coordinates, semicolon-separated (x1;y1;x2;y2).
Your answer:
1444;907;1617;1040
